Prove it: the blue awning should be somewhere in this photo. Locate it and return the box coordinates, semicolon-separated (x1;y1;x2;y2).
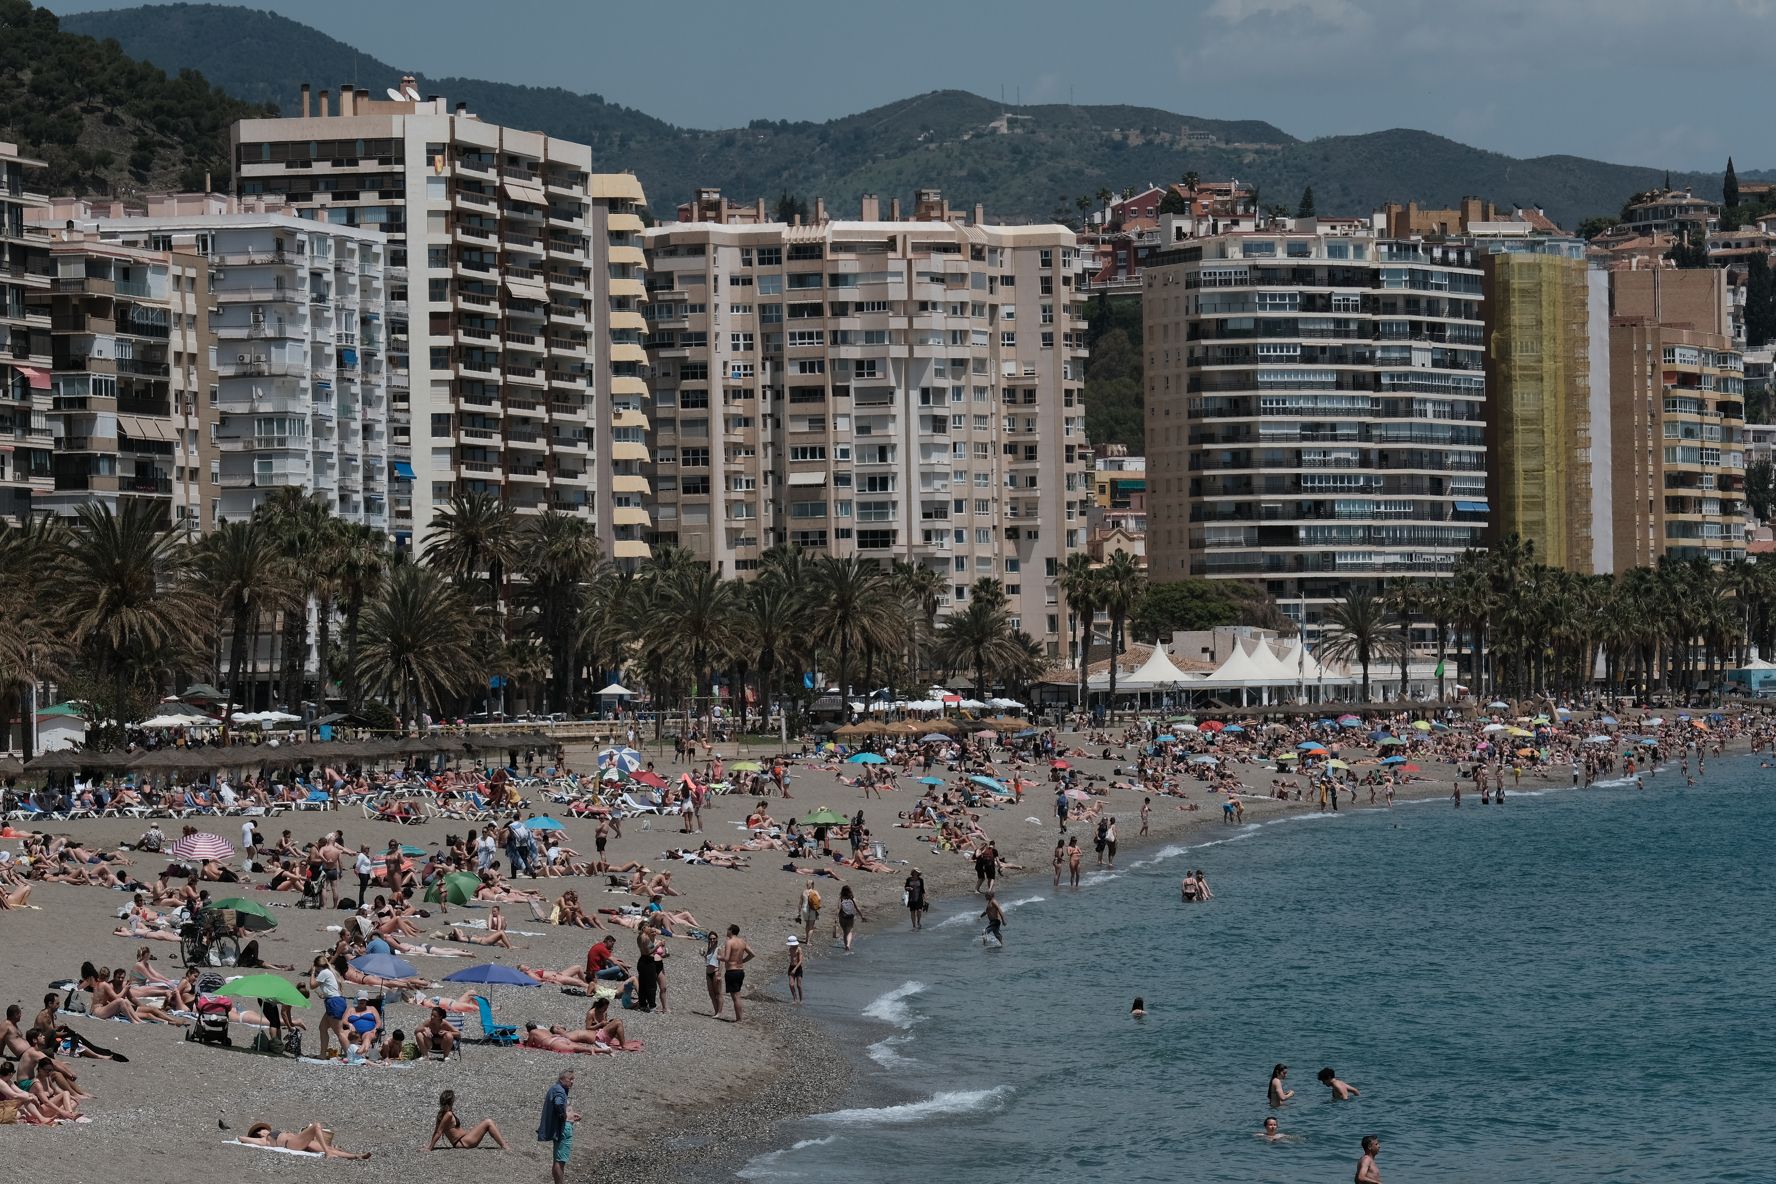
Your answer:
392;461;416;480
1454;500;1489;513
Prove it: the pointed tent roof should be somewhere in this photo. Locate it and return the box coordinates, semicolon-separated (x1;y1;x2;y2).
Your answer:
1736;657;1776;671
1118;643;1198;691
1243;639;1301;684
1200;640;1273;685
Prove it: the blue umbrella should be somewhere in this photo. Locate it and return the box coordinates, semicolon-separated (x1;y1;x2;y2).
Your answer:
917;776;945;786
1315;718;1336;727
1015;728;1041;739
526;816;565;831
1599;716;1619;726
1638;738;1659;747
1380;755;1407;765
350;953;417;979
969;775;1007;793
1221;724;1245;734
1155;734;1177;743
848;752;887;765
920;734;950;744
1188;755;1219;766
598;746;642;772
1296;741;1322;751
443;963;542;987
1340;719;1365;728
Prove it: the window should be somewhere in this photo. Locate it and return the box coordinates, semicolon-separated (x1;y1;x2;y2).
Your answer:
730;332;754;351
681;447;710;467
789;445;828;462
1000;331;1016;347
787;273;824;289
790;501;827;518
788;329;825;348
793;359;826;375
756;247;782;267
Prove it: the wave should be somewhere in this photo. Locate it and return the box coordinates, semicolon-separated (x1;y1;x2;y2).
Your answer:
862;980;928;1028
1081;871;1121;885
1000;894;1044;912
737;1135;840;1180
866;1034;917;1068
811;1086;1012;1126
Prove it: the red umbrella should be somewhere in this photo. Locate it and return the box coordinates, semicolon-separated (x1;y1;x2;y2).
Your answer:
169;832;235;862
1050;759;1069;770
1303;747;1329;757
1199;720;1226;732
1400;763;1423;774
631;770;668;789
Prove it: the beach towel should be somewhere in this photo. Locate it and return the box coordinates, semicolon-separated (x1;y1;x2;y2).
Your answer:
225;1140;322;1157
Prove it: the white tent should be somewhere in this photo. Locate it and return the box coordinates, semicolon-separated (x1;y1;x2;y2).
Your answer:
1118;644;1199;691
1242;639;1301;684
1200;641;1273;686
597;682;636;697
1736;658;1776;671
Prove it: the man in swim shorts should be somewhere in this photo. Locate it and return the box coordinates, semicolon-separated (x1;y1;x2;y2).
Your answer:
720;924;754;1022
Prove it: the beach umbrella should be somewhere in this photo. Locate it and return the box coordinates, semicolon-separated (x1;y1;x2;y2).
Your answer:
1487;700;1510;709
1516;747;1539;757
1175;724;1200;734
1638;738;1659;747
1051;759;1070;769
526;816;566;832
1645;717;1665;726
350;952;417;979
1199;720;1225;732
426;871;480;906
917;776;945;786
598;747;643;772
209;898;277;930
1155;734;1177;743
1410;720;1432;731
1583;735;1611;744
847;752;887;765
1064;787;1092;801
1015;728;1041;739
1340;718;1365;729
598;766;633;785
1378;737;1407;747
215;974;309;1009
1221;724;1245;734
442;963;542;987
1400;764;1423;773
919;735;950;745
631;771;669;790
969;775;1008;793
1599;716;1619;726
1327;759;1350;770
1482;723;1508;733
1303;747;1329;757
1505;727;1534;738
1296;741;1323;751
730;760;764;772
1380;755;1407;765
973;729;996;740
799;809;851;827
1187;755;1218;766
170;832;234;862
1431;721;1450;731
1275;753;1298;762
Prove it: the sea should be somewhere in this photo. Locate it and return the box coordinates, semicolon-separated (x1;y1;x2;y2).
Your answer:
734;759;1776;1183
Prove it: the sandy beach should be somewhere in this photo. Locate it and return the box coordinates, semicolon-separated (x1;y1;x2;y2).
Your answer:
0;712;1756;1182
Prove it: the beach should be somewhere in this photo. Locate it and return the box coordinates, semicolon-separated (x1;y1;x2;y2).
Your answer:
0;711;1759;1182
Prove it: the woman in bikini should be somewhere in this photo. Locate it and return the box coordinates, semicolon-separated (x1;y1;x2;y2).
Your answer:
239;1121;371;1159
428;1089;509;1151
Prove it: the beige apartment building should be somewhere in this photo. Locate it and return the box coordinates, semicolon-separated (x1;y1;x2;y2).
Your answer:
644;189;1089;654
1;143;54;522
35;230;212;527
1143;227;1488;635
1608;268;1745;567
232;81;650;555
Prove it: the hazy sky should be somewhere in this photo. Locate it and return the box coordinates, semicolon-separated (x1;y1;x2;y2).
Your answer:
46;0;1767;171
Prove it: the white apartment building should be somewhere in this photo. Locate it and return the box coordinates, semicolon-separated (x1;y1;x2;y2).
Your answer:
644;189;1089;654
232;81;649;553
1144;228;1488;635
1;142;53;522
39;196;390;530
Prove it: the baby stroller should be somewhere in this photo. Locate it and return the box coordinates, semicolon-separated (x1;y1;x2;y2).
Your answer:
186;994;232;1047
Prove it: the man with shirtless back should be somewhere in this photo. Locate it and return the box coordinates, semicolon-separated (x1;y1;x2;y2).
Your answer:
316;832;346;907
719;924;755;1022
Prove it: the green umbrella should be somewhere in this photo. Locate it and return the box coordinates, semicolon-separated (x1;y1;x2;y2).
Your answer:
215;973;309;1009
210;898;277;931
799;808;850;827
729;760;763;772
399;844;428;857
426;871;480;906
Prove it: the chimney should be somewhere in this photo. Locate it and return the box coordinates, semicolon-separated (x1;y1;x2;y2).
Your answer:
814;197;827;225
318;88;330;117
754;198;766;222
890;197;902;220
456;101;467;115
972;203;984;226
860;194;879;222
300;83;311;118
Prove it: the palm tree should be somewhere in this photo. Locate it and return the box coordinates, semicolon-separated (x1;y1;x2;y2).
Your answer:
934;594;1030;698
646;564;742;730
329;523;388;712
1317;591;1402;704
0;516;68;757
1383;580;1419;699
517;510;601;713
892;559;944;686
804;556;901;710
56;501;207;746
1057;552;1099;708
738;576;807;736
256;487;333;710
1448;551;1492;696
1181;171;1200;196
425;491;519;711
194;520;295;734
1096;550;1144;710
354;560;476;728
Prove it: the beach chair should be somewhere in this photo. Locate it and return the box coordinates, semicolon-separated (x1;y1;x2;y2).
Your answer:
293;787;331;811
469;995;518;1045
461;791;497;822
617;792;661;816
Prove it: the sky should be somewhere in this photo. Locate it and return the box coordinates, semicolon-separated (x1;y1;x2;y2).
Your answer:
44;0;1771;172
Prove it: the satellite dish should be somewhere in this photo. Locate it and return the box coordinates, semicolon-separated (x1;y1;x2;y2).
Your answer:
386;87;406;102
403;85;422;101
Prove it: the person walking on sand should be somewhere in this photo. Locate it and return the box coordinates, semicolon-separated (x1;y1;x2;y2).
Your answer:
785;935;804;1003
1055;787;1068;830
799;883;821;944
536;1069;579;1184
980;892;1006;947
720;924;755;1021
1355;1135;1382;1183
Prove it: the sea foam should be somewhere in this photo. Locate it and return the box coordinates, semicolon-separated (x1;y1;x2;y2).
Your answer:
866;1033;917;1068
862;980;928;1028
811;1086;1012;1126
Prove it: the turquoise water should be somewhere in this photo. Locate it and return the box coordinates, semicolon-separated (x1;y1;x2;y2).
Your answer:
740;763;1776;1182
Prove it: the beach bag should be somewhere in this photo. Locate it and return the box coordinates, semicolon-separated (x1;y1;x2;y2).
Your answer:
806;889;821;911
0;1099;19;1125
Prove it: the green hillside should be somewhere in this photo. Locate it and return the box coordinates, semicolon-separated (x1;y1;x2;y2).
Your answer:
0;0;270;195
57;3;1747;227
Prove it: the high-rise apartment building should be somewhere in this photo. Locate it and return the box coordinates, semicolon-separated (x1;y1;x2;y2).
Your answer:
1;142;53;523
35;229;211;526
1143;227;1487;633
232;82;649;552
1607;267;1745;567
40;196;392;530
643;189;1089;654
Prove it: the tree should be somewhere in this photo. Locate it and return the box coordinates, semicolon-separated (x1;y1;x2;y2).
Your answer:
804;556;901;709
194;519;294;734
1296;186;1316;218
645;563;742;728
329;523;389;712
934;594;1031;698
1057;552;1099;704
1724;156;1740;211
1157;188;1190;216
1666;225;1709;269
1129;579;1284;642
425;491;519;711
1096;550;1144;709
516;510;600;713
1747;457;1775;523
1384;580;1420;699
354;560;475;728
1181;172;1200;195
0;516;69;757
1317;591;1402;703
774;192;809;223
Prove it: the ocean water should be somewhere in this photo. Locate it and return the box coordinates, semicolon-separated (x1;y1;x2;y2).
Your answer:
739;762;1776;1183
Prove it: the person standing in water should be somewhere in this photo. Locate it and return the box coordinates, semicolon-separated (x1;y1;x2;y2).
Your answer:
1067;835;1082;887
785;936;804;1004
903;868;927;930
1268;1064;1293;1107
1052;839;1064;887
980;892;1006;946
1318;1066;1360;1100
1355;1135;1382;1183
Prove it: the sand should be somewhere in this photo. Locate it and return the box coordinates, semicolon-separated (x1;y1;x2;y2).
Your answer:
0;719;1744;1181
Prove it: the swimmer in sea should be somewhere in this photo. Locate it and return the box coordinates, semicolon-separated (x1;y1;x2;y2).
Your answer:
1318;1066;1360;1100
1255;1116;1299;1142
1130;996;1146;1019
1355;1135;1382;1183
1268;1063;1293;1107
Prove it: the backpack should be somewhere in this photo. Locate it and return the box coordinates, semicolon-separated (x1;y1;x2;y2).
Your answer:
805;889;821;911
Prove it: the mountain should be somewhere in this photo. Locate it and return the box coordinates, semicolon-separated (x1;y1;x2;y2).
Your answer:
52;3;1749;228
0;0;270;195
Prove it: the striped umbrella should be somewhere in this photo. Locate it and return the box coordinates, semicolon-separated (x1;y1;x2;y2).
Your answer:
598;746;642;772
169;832;235;861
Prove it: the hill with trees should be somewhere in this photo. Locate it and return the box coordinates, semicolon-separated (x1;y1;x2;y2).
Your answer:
58;2;1749;228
